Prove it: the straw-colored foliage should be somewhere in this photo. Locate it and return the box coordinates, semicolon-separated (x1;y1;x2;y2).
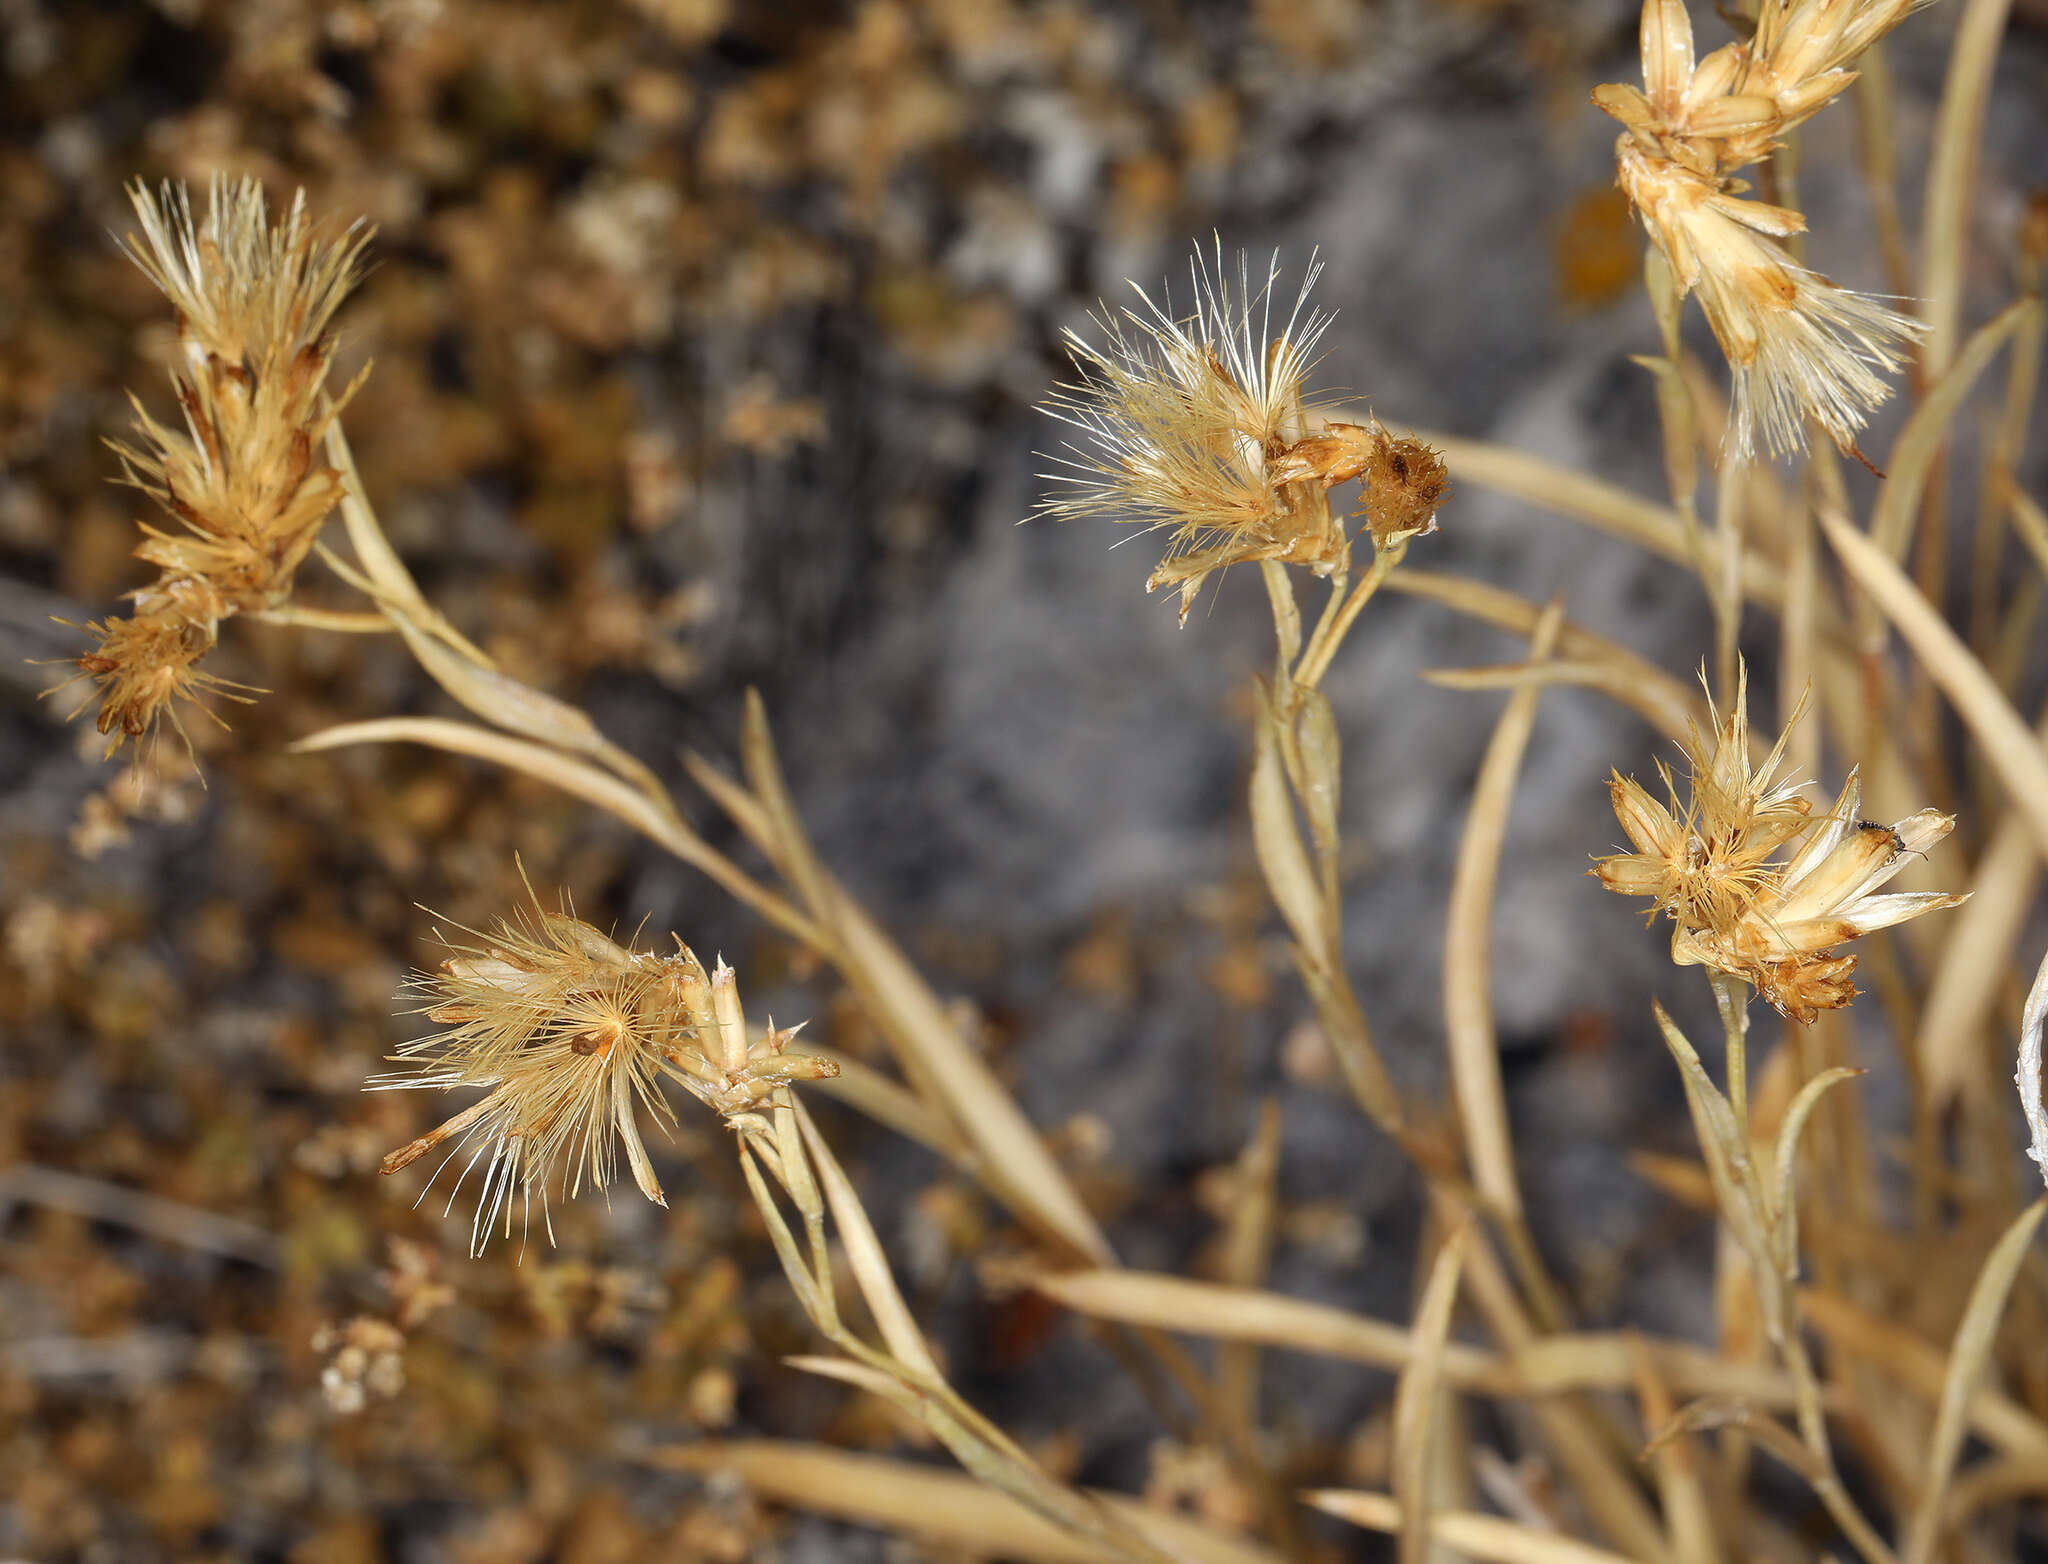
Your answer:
38;0;2048;1559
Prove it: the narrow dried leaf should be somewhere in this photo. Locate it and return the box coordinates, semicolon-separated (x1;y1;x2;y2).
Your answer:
1391;571;1706;745
740;689;836;926
1251;697;1330;959
323;422;494;668
1626;1335;1719;1564
1293;688;1342;877
1819;507;2048;857
739;1140;829;1329
1919;0;2019;378
1918;816;2039;1111
1800;1288;2048;1463
1442;600;1561;1223
1652;1004;1773;1296
1305;1490;1639;1564
1032;1269;1797;1405
795;1100;942;1382
1871;299;2038;562
1393;1221;1470;1564
1768;1068;1862;1278
829;891;1115;1264
1901;1199;2048;1564
682;746;1113;1263
645;1442;1284;1564
1413;432;1781;607
390;613;606;757
291;717;821;946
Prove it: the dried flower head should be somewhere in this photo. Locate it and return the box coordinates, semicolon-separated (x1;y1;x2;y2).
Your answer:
1595;670;1962;1021
1595;0;1933;457
73;176;371;755
376;894;834;1254
1038;243;1441;620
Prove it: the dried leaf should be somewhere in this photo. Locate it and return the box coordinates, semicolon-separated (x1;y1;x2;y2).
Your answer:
1901;1199;2048;1564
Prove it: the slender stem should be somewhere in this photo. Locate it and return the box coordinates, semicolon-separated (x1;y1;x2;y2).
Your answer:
1293;540;1405;691
247;605;394;634
1711;971;1752;1134
1782;1330;1901;1564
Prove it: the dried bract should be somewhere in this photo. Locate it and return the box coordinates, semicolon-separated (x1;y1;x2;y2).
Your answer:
75;176;371;753
375;896;834;1254
1595;671;1962;1020
1038;244;1441;620
1595;0;1933;457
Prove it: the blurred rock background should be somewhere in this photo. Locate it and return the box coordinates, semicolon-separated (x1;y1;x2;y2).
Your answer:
1;1;2045;1559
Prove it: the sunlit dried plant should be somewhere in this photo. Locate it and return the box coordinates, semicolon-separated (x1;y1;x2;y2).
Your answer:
1595;0;1932;458
1596;670;1963;1020
73;176;371;751
1037;244;1444;619
375;895;834;1253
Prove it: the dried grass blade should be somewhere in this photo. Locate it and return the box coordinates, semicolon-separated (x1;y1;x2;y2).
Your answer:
1441;602;1561;1224
1651;1005;1762;1261
645;1442;1285;1564
773;1364;1177;1564
2006;483;2048;581
1918;0;2017;380
1412;433;1781;606
289;717;821;946
794;1100;942;1382
1391;571;1706;745
1033;1269;1796;1405
828;889;1115;1264
739;689;835;926
792;1047;975;1168
1034;1268;1484;1378
1900;1198;2048;1564
1250;697;1329;960
322;421;493;668
1218;1100;1282;1437
1304;1491;1639;1564
1422;661;1684;746
1800;1288;2048;1463
1626;1336;1719;1564
738;1140;828;1328
682;754;1113;1263
1817;507;2048;854
1393;1221;1470;1564
1872;300;2038;562
1769;1068;1863;1279
388;612;609;758
245;605;392;634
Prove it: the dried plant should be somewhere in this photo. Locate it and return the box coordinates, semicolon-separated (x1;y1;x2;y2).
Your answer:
1595;0;1933;458
73;177;371;752
1595;668;1964;1021
25;0;2048;1557
1038;244;1445;620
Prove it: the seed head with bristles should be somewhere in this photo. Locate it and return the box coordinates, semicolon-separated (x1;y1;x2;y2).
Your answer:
375;894;836;1255
1595;0;1935;459
1037;242;1443;621
72;176;372;756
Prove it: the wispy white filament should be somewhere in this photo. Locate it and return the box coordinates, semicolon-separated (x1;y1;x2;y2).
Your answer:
2020;946;2048;1188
